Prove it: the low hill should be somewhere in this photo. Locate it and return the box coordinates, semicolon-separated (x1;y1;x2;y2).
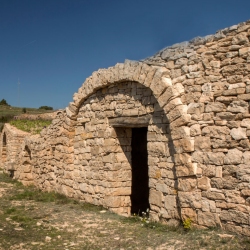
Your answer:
0;105;58;132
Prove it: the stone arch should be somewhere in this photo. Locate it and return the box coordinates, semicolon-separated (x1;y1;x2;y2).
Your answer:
66;60;196;177
65;60;199;221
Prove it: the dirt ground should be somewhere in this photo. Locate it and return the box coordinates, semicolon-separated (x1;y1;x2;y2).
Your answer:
0;172;250;250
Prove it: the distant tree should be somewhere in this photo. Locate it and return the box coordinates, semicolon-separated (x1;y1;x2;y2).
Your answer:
22;108;27;113
39;106;53;110
0;99;10;106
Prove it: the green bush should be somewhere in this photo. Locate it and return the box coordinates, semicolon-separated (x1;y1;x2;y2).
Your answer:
0;99;10;106
183;218;192;230
39;106;53;110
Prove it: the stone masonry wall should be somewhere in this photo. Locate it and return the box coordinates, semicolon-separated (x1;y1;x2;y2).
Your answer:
0;124;29;174
1;20;250;235
73;81;178;218
142;20;250;235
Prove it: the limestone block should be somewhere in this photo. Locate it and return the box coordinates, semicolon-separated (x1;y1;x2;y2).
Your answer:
104;138;117;146
175;162;197;177
202;126;230;140
150;68;171;98
109;187;131;196
174;153;192;165
194;136;211;151
216;112;236;120
169;114;191;130
215;166;222;178
138;63;154;84
159;97;182;113
178;177;197;192
232;33;249;45
91;71;104;90
242;151;250;164
131;62;143;82
103;196;124;208
227;100;248;113
158;86;182;108
149;189;162;207
241;119;250;130
220;209;249;224
203;190;225;200
230;127;247;140
197;177;211;191
115;153;129;163
228;82;246;90
172;75;186;84
156;183;170;194
205;102;226;112
241;189;250;196
201;165;215;177
65;107;75;119
164;195;177;210
192;151;224;165
190;124;201;137
238;93;250;101
103;153;115;163
187;103;204;115
198;211;221;227
181;208;197;223
171;126;190;140
239;47;250;57
21;164;32;173
148;142;166;156
222;88;245;95
216;96;237;103
205;152;224;166
235;164;250;182
143;66;157;87
173;137;194;153
224;148;243;165
225;190;245;204
178;191;202;209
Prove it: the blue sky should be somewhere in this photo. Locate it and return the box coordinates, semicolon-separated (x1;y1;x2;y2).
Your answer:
1;0;250;109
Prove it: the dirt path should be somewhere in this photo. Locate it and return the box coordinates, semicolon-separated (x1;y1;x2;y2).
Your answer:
0;172;249;250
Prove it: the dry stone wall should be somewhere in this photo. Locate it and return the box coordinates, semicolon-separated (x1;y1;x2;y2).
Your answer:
1;20;250;235
73;81;179;218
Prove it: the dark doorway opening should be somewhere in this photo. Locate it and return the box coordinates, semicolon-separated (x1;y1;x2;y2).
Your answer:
131;127;149;215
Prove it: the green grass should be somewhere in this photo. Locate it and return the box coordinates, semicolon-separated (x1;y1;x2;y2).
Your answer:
0;172;250;250
9;119;52;134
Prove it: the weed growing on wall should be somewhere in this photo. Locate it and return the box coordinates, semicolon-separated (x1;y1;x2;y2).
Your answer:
9;120;51;134
183;218;192;230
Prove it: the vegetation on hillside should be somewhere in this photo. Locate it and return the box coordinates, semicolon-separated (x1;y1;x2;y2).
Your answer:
39;105;53;110
0;99;10;106
0;105;55;132
9;120;52;134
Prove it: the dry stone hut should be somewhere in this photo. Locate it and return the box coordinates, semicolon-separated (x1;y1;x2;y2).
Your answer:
1;20;250;235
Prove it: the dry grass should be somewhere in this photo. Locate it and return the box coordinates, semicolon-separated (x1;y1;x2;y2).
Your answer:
0;172;249;250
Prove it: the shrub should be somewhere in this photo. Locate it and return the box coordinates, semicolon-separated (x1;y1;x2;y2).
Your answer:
39;106;53;110
0;99;10;106
183;218;192;230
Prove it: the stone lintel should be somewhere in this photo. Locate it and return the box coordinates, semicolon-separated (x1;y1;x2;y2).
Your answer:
109;115;151;128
